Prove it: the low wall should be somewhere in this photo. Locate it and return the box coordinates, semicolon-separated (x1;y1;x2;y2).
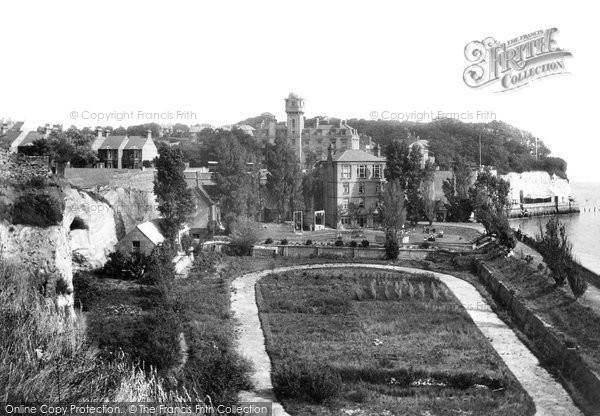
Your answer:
475;260;600;412
251;244;430;260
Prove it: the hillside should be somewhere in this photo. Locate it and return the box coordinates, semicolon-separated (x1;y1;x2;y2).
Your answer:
237;114;567;178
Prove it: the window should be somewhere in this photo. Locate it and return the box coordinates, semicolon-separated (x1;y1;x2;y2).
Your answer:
343;183;350;194
359;198;365;207
341;164;351;179
342;198;349;210
132;240;140;254
358;182;365;194
373;164;381;178
375;183;381;193
357;165;367;178
341;217;351;225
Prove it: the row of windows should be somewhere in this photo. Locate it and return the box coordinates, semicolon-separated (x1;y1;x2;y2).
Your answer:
341;198;382;209
342;182;383;195
341;164;382;179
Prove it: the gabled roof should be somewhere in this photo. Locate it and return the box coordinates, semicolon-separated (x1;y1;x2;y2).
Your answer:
123;136;151;150
98;135;128;149
332;149;385;163
18;131;43;147
0;130;24;148
194;185;217;205
137;219;165;245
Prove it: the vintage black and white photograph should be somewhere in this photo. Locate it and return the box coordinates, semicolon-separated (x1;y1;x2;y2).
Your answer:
1;1;598;415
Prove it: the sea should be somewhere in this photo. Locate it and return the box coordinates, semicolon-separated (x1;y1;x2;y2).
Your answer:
510;182;600;274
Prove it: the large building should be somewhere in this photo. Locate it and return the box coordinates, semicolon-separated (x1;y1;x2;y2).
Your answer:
322;146;386;228
253;93;364;164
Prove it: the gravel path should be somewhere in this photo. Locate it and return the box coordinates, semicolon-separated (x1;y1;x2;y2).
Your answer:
231;263;582;416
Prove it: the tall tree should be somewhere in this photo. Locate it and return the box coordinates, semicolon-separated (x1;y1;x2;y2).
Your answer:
380;180;406;239
266;136;303;220
405;145;424;224
421;160;436;225
154;144;195;243
442;158;473;221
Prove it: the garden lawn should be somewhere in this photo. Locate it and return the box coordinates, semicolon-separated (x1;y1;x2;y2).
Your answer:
257;268;534;416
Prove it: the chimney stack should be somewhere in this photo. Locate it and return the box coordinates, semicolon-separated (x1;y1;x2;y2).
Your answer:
147;129;152;140
0;123;7;136
315;117;320;129
374;144;381;157
338;119;343;128
96;127;103;139
104;129;110;138
44;123;51;136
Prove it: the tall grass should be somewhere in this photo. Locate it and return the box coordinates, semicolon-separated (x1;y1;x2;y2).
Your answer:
0;256;200;404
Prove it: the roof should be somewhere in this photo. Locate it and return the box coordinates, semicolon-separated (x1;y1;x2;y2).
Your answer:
17;131;43;147
202;184;221;202
99;135;128;149
123;136;149;150
137;219;165;245
332;149;385;163
194;185;217;205
0;130;24;148
287;92;303;100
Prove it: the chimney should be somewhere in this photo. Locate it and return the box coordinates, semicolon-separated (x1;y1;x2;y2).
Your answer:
104;129;110;138
315;117;320;129
0;123;7;136
96;127;103;139
44;123;51;136
338;119;343;128
147;129;152;140
374;144;381;157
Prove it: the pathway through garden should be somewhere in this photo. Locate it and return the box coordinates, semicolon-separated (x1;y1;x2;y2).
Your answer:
231;263;583;416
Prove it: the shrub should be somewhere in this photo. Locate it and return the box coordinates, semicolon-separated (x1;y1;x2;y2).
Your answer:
305;239;312;245
142;160;152;168
229;217;260;256
264;237;274;244
280;239;288;245
334;240;344;247
420;242;431;249
361;239;370;247
192;251;222;275
26;176;48;188
12;192;64;227
180;233;194;252
100;251;147;281
273;361;342;403
349;240;358;248
73;273;99;311
140;245;176;285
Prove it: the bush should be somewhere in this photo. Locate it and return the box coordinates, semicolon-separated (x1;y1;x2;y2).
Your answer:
305;239;312;246
229;217;260;256
420;242;431;249
12;192;64;227
100;251;147;281
140;245;176;285
142;160;152;168
73;273;99;311
349;240;358;248
273;361;342;403
334;240;344;247
192;251;222;275
280;239;288;245
264;237;274;244
181;233;194;252
361;239;370;247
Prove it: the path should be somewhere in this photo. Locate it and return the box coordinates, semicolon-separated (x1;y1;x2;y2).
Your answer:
231;263;582;416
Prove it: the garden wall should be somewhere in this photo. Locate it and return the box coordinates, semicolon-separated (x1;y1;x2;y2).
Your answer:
252;244;430;260
475;260;600;413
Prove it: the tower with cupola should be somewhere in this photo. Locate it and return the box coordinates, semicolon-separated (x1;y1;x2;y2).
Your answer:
285;92;305;161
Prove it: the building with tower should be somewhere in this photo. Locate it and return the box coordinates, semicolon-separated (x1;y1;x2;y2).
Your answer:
252;93;366;165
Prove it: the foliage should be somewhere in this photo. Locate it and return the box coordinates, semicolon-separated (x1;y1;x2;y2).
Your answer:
25;128;98;167
349;240;358;248
442;158;474;221
361;239;370;247
537;217;587;297
380;179;406;238
469;169;515;248
12;191;65;227
192;251;222;275
154;144;195;242
334;240;344;247
180;233;194;252
140;244;176;285
384;230;400;260
347;118;567;178
266;136;303;220
264;237;274;244
421;160;436;225
229;217;260;255
305;239;312;245
100;251;148;281
273;360;342;403
280;239;289;245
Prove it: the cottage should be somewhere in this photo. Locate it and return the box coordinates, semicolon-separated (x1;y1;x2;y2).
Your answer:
115;219;189;256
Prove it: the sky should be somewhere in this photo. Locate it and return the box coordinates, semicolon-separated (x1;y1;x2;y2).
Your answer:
1;0;598;182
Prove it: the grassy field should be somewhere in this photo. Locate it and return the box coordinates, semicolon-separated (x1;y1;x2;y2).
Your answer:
257;268;534;415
